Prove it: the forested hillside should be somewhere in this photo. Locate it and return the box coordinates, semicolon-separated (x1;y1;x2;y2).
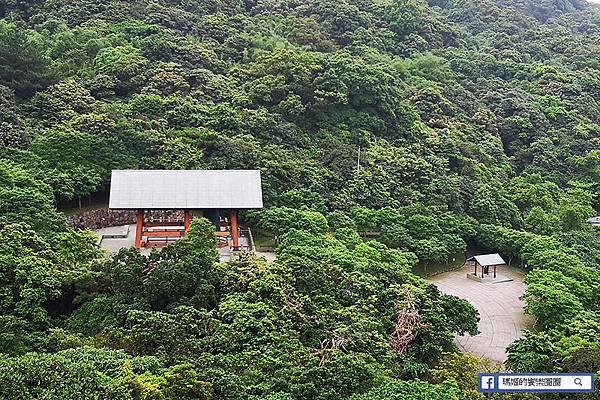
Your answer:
0;0;599;398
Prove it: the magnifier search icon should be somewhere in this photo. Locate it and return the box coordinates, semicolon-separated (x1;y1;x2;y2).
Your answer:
574;377;582;386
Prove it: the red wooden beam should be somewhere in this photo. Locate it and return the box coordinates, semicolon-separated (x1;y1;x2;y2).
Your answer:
135;210;144;249
184;210;191;233
231;209;239;251
145;221;184;227
145;230;184;238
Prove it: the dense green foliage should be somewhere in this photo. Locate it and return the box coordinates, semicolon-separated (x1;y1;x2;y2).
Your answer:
0;0;599;398
0;216;479;399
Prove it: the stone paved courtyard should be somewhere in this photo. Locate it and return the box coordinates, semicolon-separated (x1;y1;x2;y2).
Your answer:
428;264;533;363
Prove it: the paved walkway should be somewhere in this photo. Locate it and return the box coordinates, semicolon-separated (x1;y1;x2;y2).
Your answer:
428;265;532;363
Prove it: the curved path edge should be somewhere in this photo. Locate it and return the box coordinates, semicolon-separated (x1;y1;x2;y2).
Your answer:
428;265;533;363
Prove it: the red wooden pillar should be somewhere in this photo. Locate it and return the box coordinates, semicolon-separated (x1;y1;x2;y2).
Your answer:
135;210;144;249
230;209;239;251
184;210;191;234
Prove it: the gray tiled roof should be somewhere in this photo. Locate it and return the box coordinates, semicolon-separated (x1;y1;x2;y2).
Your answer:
109;170;263;209
467;253;506;266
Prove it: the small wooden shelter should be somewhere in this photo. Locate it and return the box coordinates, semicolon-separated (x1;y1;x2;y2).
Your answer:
467;253;506;279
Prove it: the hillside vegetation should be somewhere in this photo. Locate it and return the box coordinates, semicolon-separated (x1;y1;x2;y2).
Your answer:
0;0;599;399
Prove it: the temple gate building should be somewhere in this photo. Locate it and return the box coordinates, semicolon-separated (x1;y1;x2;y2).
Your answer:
108;169;263;249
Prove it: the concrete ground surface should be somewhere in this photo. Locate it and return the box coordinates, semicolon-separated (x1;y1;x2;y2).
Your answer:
94;224;273;262
428;264;532;363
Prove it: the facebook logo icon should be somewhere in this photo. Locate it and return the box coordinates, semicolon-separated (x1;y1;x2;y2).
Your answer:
479;374;496;391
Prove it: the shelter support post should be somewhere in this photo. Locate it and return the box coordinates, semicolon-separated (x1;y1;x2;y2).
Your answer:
135;210;144;249
474;263;477;277
231;209;239;251
184;210;191;233
494;265;497;278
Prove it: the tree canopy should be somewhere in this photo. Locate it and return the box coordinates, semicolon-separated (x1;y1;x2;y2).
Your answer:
0;0;599;398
